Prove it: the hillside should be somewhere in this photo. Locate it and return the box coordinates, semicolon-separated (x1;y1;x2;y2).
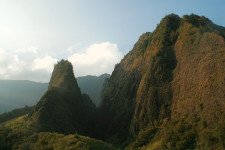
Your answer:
0;106;34;123
0;80;47;113
0;115;116;150
99;14;225;149
77;73;110;106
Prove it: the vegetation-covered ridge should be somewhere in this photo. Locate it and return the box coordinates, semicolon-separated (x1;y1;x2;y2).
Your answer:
99;14;225;149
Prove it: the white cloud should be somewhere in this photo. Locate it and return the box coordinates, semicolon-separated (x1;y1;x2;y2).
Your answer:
32;56;57;72
0;47;57;82
68;42;123;77
67;43;81;53
0;42;123;82
16;47;38;54
67;46;73;53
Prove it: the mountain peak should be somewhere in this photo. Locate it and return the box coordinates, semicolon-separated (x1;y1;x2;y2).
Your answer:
48;59;79;91
28;59;97;135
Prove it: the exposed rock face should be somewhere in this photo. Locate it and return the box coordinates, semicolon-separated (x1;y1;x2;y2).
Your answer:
48;60;80;91
134;14;180;132
99;14;225;148
171;18;225;124
29;60;96;135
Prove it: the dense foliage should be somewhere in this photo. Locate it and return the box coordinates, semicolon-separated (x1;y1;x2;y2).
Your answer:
0;117;116;150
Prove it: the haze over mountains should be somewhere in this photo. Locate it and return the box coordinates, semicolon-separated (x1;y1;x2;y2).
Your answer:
0;80;48;113
77;73;110;106
0;74;109;113
0;14;224;150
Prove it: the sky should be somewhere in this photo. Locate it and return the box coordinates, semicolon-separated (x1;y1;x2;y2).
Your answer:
0;0;224;82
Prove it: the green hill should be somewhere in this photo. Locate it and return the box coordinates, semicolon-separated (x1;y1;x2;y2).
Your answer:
0;115;116;150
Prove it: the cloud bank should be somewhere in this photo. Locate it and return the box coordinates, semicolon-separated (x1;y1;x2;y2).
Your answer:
0;42;123;82
0;47;57;82
68;42;123;77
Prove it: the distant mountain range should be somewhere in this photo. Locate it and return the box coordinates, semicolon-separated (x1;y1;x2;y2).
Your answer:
77;73;110;106
0;74;109;114
0;80;48;114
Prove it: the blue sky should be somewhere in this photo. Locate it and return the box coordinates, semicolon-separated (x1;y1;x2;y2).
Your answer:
0;0;224;82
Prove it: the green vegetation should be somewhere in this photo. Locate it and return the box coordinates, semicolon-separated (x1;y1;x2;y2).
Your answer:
0;120;116;150
127;126;158;149
0;105;33;123
126;116;225;149
16;132;117;150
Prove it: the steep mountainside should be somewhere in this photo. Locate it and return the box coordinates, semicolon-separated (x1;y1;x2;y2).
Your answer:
29;60;96;135
77;73;110;106
0;80;47;113
99;14;225;149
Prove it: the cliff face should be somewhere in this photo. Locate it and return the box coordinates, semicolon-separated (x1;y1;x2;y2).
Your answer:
98;32;151;142
99;14;225;148
134;14;180;132
171;17;225;124
29;60;96;136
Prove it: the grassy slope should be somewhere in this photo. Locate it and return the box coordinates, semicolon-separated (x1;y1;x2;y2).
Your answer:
0;106;34;123
0;115;117;150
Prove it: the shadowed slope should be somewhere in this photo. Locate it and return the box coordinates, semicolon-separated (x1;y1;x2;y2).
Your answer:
77;73;110;106
29;60;96;136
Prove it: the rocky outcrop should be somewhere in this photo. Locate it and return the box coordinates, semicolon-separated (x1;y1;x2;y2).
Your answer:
29;60;96;136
